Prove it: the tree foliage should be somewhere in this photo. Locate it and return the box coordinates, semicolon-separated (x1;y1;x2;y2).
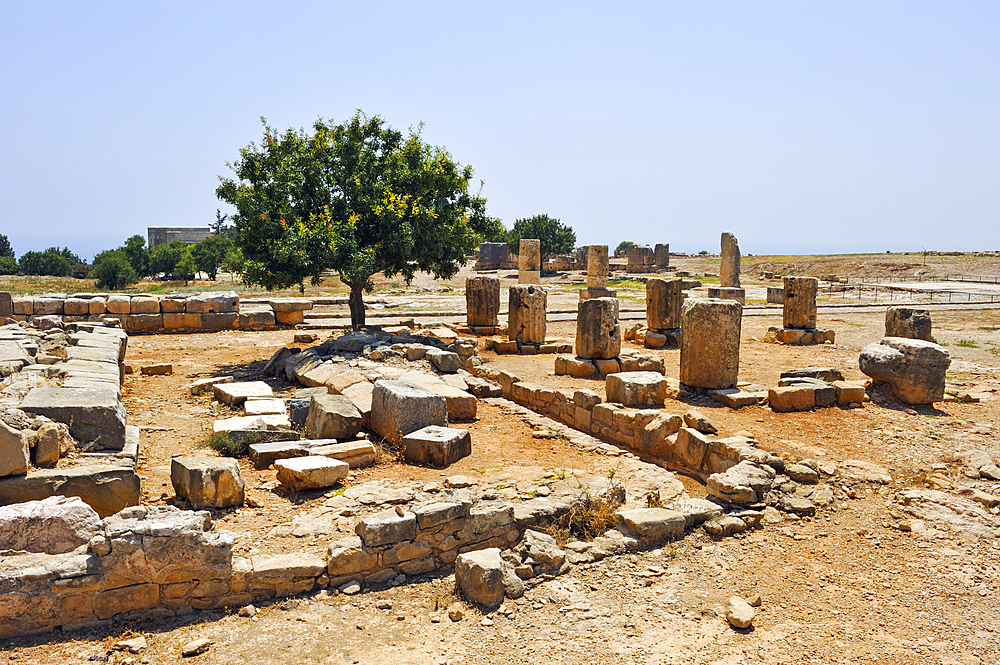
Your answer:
217;111;502;328
19;249;74;277
0;256;17;275
505;214;577;259
91;250;138;290
615;240;635;256
191;234;236;280
122;235;151;278
149;240;189;279
0;234;13;258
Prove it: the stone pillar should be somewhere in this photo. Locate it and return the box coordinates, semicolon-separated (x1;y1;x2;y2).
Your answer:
466;276;499;328
783;277;818;329
680;298;742;389
518;239;541;284
646;278;682;330
885;307;933;341
576;297;620;359
0;292;12;318
720;233;741;287
654;243;670;268
587;245;609;288
627;245;654;273
508;285;546;345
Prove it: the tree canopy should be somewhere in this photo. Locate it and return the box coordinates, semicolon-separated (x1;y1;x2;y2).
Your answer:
19;248;75;277
615;240;635;256
91;249;138;290
0;234;13;258
217;111;502;328
191;234;236;280
505;214;576;259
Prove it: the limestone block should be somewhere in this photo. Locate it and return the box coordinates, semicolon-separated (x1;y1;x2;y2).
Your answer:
33;298;64;315
199;312;237;330
426;349;462;373
508;285;546;345
0;465;141;518
594;358;620;375
129;296;160;314
646;278;682;330
189;376;234;395
587;245;609;288
706;286;745;305
213;381;273;406
0;421;30;477
105;294;130;314
304;394;364;440
606;372;666;407
859;337;951;404
0;495;101;554
554;355;596;377
575;297;620;360
766;287;784;304
307;439;377;468
275;310;304;325
675;427;710;470
269;298;313;312
370;380;447;445
356;507;417;547
297;361;343;388
171;456;245;509
212;414;291;433
20;386;126;449
64;298;90;316
249;440;308;470
123;314;163;333
627;245;654;273
86;297;106;315
720;232;741;287
768;386;816;412
679;298;742;390
518;238;541;272
0;291;11;317
342;381;375;428
326;369;368;394
466;276;500;327
654;243;670;268
239;310;276;330
163;313;202;330
327;536;378;577
159;297;186;313
275;457;348;491
616;508;685;541
455;548;506;610
244;398;287;416
885;307;933;341
402;425;471;468
12;297;33;315
185;291;238;313
33;422;64;466
833;380;866;405
782;277;818;329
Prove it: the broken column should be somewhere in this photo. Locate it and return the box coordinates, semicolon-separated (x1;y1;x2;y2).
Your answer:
627;245;655;273
508;285;546;346
646;278;682;331
720;233;741;287
580;245;616;300
680;298;742;390
518;239;541;285
575;297;620;359
466;275;500;331
859;337;950;404
654;244;670;269
885;307;933;341
783;277;818;329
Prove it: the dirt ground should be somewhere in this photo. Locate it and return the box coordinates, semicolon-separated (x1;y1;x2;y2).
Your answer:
5;258;1000;665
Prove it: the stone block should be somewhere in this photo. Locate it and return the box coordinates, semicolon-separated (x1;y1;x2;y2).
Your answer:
275;310;304;325
171;457;245;509
646;277;682;330
244;398;287;416
304;394;364;440
12;297;33;315
783;277;818;329
885;307;933;341
707;286;746;305
0;421;30;477
163;313;202;330
593;358;620;375
627;244;655;273
709;388;758;409
342;381;375;428
616;508;685;541
327;536;378;577
21;386;126;449
579;286;617;300
679;298;741;389
466;276;500;327
575;297;620;360
554;355;596;377
768;387;816;412
766;286;784;304
720;232;741;287
402;425;471;468
64;298;90;316
275;457;349;491
455;548;505;610
130;296;160;314
189;376;234;395
159;297;186;313
833;380;866;406
0;495;102;554
239;310;276;330
426;349;462;373
200;312;238;330
268;298;313;312
212;414;291;433
518;238;541;272
508;285;546;345
587;245;609;288
859;337;950;404
213;381;273;406
0;292;11;317
105;295;130;314
356;507;417;547
123;313;163;333
296;361;342;388
0;465;141;518
370;380;447;445
605;372;666;407
33;298;64;315
675;427;710;470
140;363;172;375
307;439;377;468
248;440;308;470
185;291;238;313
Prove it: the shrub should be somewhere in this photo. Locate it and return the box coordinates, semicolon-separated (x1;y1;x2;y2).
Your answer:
91;250;138;290
0;256;17;275
19;250;73;276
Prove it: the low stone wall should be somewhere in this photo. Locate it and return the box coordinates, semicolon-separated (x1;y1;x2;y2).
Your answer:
4;292;315;334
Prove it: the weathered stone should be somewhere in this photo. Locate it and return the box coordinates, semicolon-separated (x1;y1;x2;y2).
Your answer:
356;507;417;547
575;297;620;360
186;291;238;313
402;425;471;468
239;310;276;330
780;366;844;383
248;441;308;470
554;355;596;377
0;495;101;554
171;457;244;509
455;548;505;610
616;508;685;541
885;307;933;341
140;362;172;375
0;465;141;517
785;463;820;484
832;380;866;405
426;349;462;373
508;285;546;345
593;358;620;375
587;245;609;288
466;276;500;327
33;422;65;467
213;414;291;433
304;394;363;440
768;386;816;412
275;456;349;491
679;298;741;390
605;372;666;407
654;243;670;268
0;292;11;318
646;278;682;330
213;381;273;406
859;337;951;404
726;596;756;628
0;420;30;477
370;380;447;445
130;296;160;314
297;361;344;388
627;244;655;273
414;500;470;529
706;461;773;505
327;536;378;577
720;232;741;287
268;298;313;313
518;239;541;284
244;398;287;416
189;376;234;395
308;440;377;468
783;277;818;329
20;386;126;449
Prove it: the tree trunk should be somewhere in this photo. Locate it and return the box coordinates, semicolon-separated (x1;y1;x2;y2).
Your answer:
348;282;366;330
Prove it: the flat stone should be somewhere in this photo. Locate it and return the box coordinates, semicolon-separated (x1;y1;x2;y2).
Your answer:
355;507;417;547
307;439;377;469
244;398;288;416
0;420;29;477
402;425;472;468
370;380;447;445
305;394;363;440
20;386;126;449
213;381;273;406
606;372;666;407
189;376;234;395
0;465;141;518
248;440;308;470
275;457;349;491
616;508;685;541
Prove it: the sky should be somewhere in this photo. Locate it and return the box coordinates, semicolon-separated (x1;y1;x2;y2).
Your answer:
1;1;997;261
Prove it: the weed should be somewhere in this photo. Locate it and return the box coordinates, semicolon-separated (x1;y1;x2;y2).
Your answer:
198;432;251;457
555;467;567;480
978;326;1000;332
988;347;999;357
645;489;662;508
665;545;680;559
956;339;979;348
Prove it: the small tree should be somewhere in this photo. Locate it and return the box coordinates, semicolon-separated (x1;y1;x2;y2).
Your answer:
91;250;138;290
19;250;73;277
149;240;188;279
505;214;576;259
615;240;635;256
210;209;237;240
0;256;17;275
175;249;198;285
122;235;151;278
190;234;234;280
0;234;13;258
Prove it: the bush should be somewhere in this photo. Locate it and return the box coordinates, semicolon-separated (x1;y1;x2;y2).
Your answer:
91;250;138;290
19;250;73;276
0;256;17;275
197;431;270;458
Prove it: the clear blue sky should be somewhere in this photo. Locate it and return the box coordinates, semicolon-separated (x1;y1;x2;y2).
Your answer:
2;1;997;260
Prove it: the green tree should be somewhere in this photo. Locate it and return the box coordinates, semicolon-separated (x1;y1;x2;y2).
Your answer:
210;209;237;240
505;214;577;259
615;240;635;256
0;234;13;258
190;234;234;280
175;248;197;285
0;256;17;275
149;240;188;279
122;235;151;278
217;112;502;328
19;250;73;276
91;249;138;290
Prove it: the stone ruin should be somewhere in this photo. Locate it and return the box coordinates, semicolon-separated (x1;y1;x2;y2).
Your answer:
474;241;511;271
712;232;746;305
465;275;501;335
579;245;616;301
518;239;541;285
764;277;836;345
493;285;572;356
626;244;656;273
885;306;934;342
